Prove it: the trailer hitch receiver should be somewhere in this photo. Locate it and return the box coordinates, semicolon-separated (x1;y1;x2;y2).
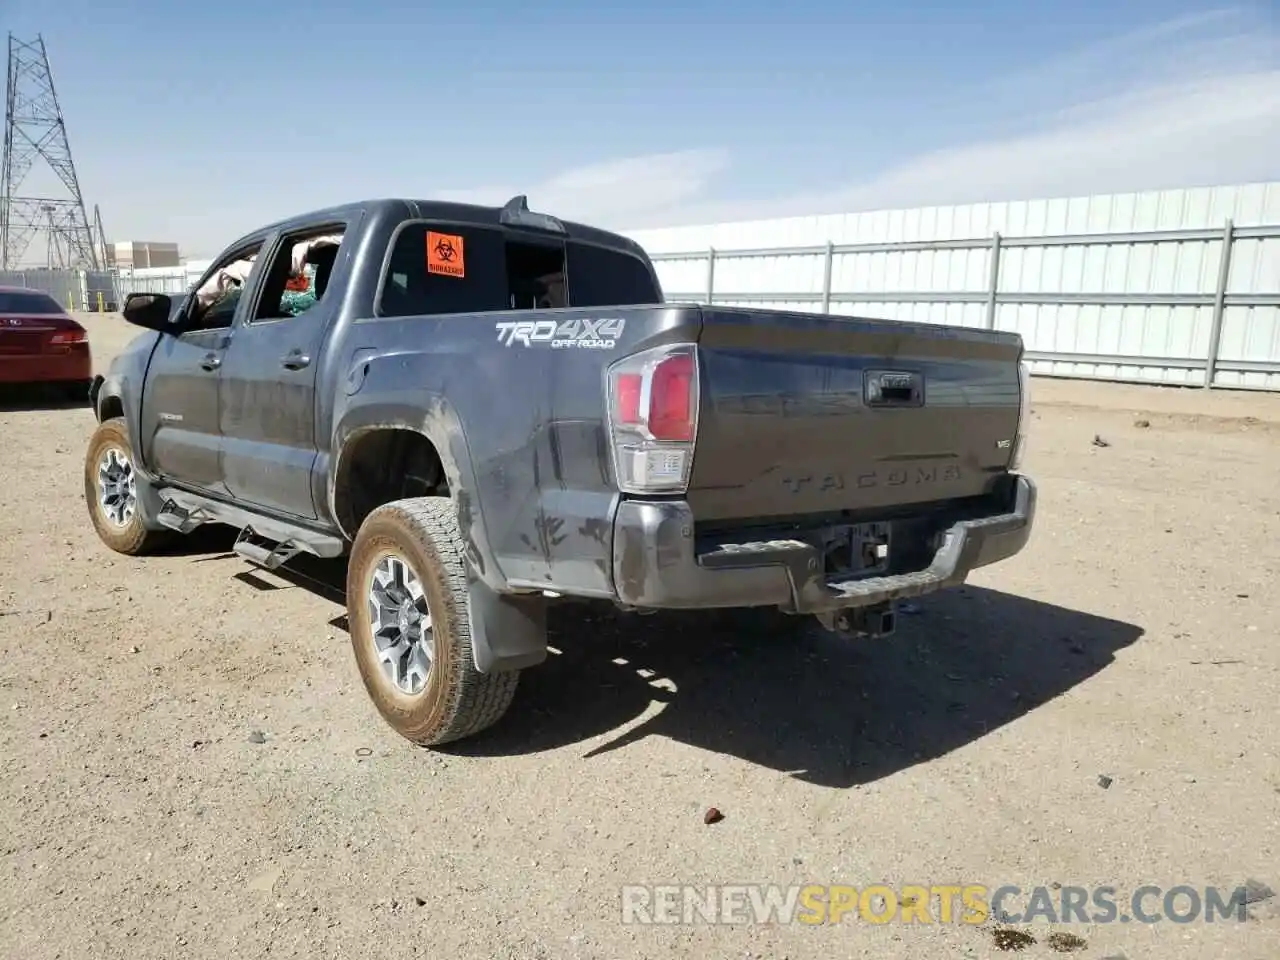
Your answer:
815;601;897;639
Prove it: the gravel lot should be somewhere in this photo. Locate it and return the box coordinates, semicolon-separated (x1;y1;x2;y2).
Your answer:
2;314;1278;959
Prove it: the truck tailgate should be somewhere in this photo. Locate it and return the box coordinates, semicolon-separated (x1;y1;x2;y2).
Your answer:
688;307;1023;523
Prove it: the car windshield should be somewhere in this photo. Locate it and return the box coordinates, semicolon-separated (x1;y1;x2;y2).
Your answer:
0;290;63;314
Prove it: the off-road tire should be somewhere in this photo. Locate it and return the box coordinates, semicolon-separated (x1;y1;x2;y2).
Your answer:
83;416;172;555
346;497;520;746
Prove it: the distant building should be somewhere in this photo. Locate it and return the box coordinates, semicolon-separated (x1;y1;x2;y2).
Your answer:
107;240;181;270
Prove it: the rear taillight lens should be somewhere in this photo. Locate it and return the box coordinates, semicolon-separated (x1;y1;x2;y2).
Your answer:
49;329;86;344
606;344;700;494
647;352;695;441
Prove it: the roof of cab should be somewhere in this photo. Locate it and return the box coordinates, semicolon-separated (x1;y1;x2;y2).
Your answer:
233;197;649;260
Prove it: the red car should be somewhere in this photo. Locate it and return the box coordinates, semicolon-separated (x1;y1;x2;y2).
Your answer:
0;285;93;399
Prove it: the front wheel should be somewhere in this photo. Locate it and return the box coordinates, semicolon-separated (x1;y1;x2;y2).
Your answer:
83;417;172;555
346;497;520;746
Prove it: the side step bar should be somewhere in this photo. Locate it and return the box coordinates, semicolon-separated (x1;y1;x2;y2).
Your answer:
155;487;347;565
234;526;302;571
156;498;208;534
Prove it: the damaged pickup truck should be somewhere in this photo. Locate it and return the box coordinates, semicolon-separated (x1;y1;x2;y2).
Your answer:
84;195;1036;746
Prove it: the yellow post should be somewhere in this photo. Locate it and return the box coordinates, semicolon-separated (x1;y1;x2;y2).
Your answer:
67;291;74;311
97;291;105;312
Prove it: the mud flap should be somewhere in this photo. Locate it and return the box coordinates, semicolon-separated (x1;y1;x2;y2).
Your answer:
466;578;548;673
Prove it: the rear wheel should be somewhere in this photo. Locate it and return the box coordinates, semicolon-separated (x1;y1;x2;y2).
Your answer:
84;417;171;555
346;497;520;746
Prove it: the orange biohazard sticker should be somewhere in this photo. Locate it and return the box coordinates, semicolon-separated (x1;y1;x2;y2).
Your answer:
427;231;465;278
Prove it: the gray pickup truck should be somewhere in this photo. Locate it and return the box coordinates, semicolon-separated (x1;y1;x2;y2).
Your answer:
84;195;1036;747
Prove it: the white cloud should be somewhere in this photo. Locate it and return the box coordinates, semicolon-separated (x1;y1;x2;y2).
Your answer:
641;10;1280;228
733;68;1280;223
426;9;1280;234
94;7;1280;256
431;148;730;226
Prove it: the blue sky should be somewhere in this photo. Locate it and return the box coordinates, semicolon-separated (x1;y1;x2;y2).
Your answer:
5;0;1280;258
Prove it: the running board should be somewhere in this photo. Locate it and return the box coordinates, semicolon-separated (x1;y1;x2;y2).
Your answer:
154;487;347;560
234;527;301;571
157;498;208;534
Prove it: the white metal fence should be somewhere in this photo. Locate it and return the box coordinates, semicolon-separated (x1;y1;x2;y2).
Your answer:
70;224;1280;392
0;265;201;311
11;184;1279;390
112;265;203;299
644;221;1280;392
0;268;118;313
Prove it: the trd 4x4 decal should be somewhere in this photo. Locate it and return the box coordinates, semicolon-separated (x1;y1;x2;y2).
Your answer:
494;317;625;349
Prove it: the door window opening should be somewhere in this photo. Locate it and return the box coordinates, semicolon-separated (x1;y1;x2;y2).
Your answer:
188;242;265;332
254;227;346;322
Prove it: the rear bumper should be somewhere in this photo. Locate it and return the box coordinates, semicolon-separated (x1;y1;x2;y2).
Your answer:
0;345;92;384
611;474;1037;613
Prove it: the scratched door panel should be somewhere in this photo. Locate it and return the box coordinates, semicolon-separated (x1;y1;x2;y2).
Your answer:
138;328;227;492
217;308;328;519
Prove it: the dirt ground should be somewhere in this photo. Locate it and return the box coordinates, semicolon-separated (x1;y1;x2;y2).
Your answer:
1;314;1278;960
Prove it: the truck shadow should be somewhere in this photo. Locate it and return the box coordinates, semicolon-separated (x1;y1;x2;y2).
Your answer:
450;588;1143;788
255;552;1142;788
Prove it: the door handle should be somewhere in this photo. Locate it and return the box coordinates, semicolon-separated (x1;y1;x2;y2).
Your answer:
281;351;311;370
199;353;222;372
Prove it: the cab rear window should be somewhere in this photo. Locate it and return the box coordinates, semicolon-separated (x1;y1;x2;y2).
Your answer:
377;223;661;318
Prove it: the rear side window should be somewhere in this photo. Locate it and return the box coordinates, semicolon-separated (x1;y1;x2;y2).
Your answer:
0;290;63;314
378;225;508;317
378;223;663;318
566;243;662;306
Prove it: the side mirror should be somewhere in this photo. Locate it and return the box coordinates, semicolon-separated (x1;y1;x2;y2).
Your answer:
122;292;176;333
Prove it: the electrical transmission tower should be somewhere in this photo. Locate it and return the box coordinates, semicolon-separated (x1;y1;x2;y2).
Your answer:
1;33;99;270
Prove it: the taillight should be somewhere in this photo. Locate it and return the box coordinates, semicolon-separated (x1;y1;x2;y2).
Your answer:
616;373;643;424
606;344;700;494
49;328;86;344
647;352;695;441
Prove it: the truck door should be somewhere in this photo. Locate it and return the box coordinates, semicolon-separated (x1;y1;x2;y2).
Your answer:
138;239;268;493
216;224;348;520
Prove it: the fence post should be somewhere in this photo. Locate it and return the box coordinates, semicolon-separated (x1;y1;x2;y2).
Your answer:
1204;219;1234;389
984;231;1002;329
820;241;834;313
705;247;716;305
